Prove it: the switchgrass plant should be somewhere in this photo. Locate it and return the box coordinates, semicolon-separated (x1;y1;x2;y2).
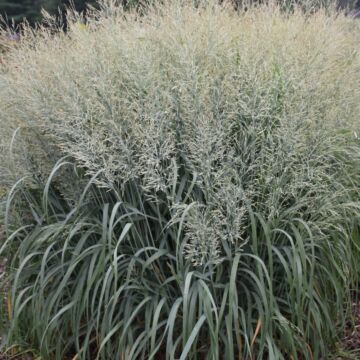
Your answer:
0;1;360;358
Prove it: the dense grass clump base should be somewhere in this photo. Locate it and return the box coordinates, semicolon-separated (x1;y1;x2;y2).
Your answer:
0;1;360;359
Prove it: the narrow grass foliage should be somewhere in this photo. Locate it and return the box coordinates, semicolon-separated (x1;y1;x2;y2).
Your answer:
0;1;359;359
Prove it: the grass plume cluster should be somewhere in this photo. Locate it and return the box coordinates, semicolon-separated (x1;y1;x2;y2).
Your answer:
0;1;359;358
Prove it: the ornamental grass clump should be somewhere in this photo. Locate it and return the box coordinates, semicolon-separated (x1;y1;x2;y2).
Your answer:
0;1;359;359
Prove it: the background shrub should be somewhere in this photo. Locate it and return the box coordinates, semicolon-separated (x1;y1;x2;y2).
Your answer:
0;1;359;359
0;0;97;24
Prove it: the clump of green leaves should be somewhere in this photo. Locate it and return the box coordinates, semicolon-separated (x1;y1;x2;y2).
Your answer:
0;1;359;359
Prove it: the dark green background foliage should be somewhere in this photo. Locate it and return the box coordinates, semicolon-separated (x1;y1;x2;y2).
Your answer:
0;0;96;24
1;0;359;25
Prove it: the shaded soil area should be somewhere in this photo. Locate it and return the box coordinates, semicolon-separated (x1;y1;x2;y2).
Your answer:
337;292;360;359
0;355;33;360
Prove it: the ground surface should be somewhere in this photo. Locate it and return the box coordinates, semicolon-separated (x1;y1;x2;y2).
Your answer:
337;292;360;359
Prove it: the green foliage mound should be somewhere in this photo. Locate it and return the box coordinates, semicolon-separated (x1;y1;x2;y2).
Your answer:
0;1;359;359
0;0;96;24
